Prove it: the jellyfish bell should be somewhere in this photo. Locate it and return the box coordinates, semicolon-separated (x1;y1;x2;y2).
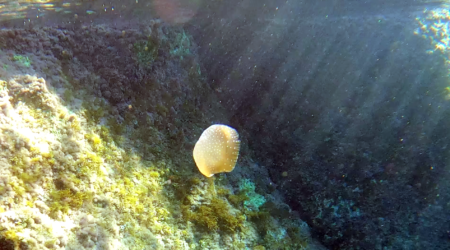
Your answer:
193;124;241;177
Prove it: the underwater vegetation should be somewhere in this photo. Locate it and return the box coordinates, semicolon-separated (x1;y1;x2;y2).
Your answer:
11;55;31;68
183;196;246;233
0;21;318;250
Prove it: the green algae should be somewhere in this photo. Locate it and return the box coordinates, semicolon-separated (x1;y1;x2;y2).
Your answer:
11;55;31;67
48;189;93;218
183;197;245;233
